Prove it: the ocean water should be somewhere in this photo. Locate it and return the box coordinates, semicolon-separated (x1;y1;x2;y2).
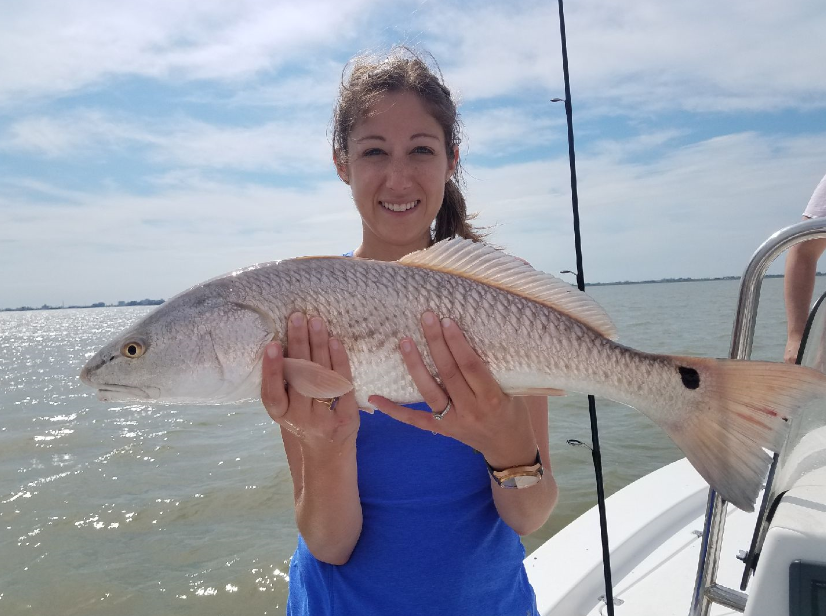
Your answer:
2;276;824;615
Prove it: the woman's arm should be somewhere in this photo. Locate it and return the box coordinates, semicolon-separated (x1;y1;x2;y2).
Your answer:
262;314;362;565
487;395;557;536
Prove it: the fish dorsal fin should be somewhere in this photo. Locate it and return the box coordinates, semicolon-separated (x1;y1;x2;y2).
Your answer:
398;238;617;340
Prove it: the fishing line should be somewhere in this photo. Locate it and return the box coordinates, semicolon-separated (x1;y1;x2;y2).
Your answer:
554;1;616;613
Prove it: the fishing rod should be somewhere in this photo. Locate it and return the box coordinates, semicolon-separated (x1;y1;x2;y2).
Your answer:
554;1;616;614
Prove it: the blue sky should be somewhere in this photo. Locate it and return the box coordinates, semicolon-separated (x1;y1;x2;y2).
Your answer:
1;0;825;308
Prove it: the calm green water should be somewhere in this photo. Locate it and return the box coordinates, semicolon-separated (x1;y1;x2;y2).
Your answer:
2;276;823;615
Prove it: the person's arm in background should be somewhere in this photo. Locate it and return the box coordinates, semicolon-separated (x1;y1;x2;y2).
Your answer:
784;225;826;363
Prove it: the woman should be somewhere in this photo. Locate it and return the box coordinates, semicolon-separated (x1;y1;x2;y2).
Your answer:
261;47;557;615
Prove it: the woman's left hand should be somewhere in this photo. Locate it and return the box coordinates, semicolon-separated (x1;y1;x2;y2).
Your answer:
369;311;539;469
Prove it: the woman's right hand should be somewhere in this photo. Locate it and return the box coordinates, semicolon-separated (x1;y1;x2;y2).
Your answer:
262;312;363;565
261;312;360;453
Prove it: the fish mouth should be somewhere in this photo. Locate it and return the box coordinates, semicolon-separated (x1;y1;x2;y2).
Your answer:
95;384;157;402
79;363;95;386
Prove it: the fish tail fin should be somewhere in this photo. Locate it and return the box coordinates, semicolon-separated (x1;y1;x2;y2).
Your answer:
658;357;826;512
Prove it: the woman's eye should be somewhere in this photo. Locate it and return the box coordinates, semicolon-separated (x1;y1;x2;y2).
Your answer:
362;148;385;157
412;146;435;155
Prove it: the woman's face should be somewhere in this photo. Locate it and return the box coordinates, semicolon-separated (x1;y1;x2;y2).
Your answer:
340;91;458;260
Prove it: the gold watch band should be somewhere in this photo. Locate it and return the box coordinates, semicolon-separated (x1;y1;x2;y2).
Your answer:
486;449;544;489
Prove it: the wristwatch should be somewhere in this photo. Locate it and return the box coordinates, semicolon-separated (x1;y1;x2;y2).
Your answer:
486;449;544;489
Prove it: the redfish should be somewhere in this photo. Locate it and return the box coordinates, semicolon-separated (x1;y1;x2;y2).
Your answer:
80;238;826;511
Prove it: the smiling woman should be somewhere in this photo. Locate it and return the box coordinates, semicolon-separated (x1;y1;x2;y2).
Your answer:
259;47;557;616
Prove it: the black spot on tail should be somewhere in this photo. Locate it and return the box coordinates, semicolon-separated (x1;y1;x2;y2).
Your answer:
678;366;701;389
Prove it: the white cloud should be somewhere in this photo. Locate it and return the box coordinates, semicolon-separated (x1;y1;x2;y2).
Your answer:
423;0;826;113
0;0;376;105
467;130;826;282
585;130;689;163
3;0;823;114
205;67;344;110
0;176;362;306
2;110;333;174
148;118;332;173
2;111;149;158
461;106;565;159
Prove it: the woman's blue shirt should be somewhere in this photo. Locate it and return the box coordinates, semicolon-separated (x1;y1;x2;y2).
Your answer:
286;403;539;616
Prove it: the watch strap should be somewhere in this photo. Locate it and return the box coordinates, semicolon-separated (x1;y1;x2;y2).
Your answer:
486;449;544;489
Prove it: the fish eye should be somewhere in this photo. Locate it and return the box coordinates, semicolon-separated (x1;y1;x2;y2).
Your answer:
121;341;145;358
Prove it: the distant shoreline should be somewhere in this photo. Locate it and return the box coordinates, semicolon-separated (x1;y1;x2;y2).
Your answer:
586;271;825;287
590;272;762;287
1;299;165;313
3;272;824;312
587;275;741;287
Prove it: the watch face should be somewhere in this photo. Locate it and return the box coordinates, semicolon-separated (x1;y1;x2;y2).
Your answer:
502;474;541;489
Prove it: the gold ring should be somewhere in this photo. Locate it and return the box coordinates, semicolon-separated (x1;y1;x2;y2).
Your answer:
313;397;339;411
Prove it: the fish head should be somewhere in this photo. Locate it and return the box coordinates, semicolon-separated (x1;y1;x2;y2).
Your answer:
80;290;278;404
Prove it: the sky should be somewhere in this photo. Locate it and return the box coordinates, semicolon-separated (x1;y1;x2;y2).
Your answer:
1;0;825;309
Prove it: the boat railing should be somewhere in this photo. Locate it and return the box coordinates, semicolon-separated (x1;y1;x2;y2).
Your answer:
689;217;826;616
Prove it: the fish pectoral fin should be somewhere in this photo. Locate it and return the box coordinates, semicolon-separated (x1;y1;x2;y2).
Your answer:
282;358;354;398
511;387;567;397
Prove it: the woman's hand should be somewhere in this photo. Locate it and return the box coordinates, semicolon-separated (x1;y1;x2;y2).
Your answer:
369;311;537;469
261;312;363;565
262;312;360;453
369;311;557;535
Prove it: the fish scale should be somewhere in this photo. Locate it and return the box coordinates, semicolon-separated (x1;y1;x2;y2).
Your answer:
208;256;591;404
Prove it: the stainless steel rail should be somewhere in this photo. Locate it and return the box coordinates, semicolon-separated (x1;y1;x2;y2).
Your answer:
688;217;826;616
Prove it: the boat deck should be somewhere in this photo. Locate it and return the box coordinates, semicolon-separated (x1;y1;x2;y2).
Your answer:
526;458;758;615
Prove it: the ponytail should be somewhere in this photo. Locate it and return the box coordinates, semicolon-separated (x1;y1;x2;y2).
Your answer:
433;179;485;243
